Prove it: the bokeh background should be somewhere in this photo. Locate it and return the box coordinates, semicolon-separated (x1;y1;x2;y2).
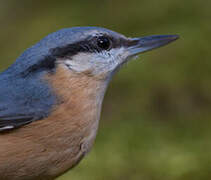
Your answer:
0;0;211;179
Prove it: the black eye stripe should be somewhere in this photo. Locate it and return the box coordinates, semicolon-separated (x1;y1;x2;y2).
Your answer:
21;56;56;77
50;34;127;58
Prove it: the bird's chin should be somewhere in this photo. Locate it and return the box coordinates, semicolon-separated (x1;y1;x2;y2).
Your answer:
108;56;136;79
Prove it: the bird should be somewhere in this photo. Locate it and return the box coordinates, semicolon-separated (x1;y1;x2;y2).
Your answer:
0;27;178;180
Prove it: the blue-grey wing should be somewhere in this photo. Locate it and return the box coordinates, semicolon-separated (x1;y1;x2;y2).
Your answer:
0;70;57;132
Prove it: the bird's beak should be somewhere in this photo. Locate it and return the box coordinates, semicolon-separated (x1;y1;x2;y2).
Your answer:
127;35;179;57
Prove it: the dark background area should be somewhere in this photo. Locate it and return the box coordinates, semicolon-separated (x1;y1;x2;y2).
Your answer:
0;0;211;179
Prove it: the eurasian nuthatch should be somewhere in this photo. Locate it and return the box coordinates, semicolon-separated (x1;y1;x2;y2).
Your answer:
0;27;178;180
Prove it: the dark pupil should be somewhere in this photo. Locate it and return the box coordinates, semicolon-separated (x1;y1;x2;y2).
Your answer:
97;36;110;50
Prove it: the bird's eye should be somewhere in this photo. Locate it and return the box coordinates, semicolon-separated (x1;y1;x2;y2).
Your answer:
97;36;111;50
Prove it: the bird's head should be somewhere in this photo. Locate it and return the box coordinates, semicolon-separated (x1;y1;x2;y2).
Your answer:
7;26;178;83
45;27;178;80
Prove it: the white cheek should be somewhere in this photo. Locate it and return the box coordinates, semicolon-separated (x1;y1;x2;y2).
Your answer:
63;54;94;72
61;47;128;75
99;47;125;62
64;60;89;72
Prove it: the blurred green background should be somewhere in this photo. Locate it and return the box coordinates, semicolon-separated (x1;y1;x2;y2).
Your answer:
0;0;211;179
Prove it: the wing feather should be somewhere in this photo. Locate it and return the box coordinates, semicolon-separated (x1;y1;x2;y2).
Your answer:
0;114;41;132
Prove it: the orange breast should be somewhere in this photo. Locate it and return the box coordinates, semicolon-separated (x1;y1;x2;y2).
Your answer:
0;64;108;180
